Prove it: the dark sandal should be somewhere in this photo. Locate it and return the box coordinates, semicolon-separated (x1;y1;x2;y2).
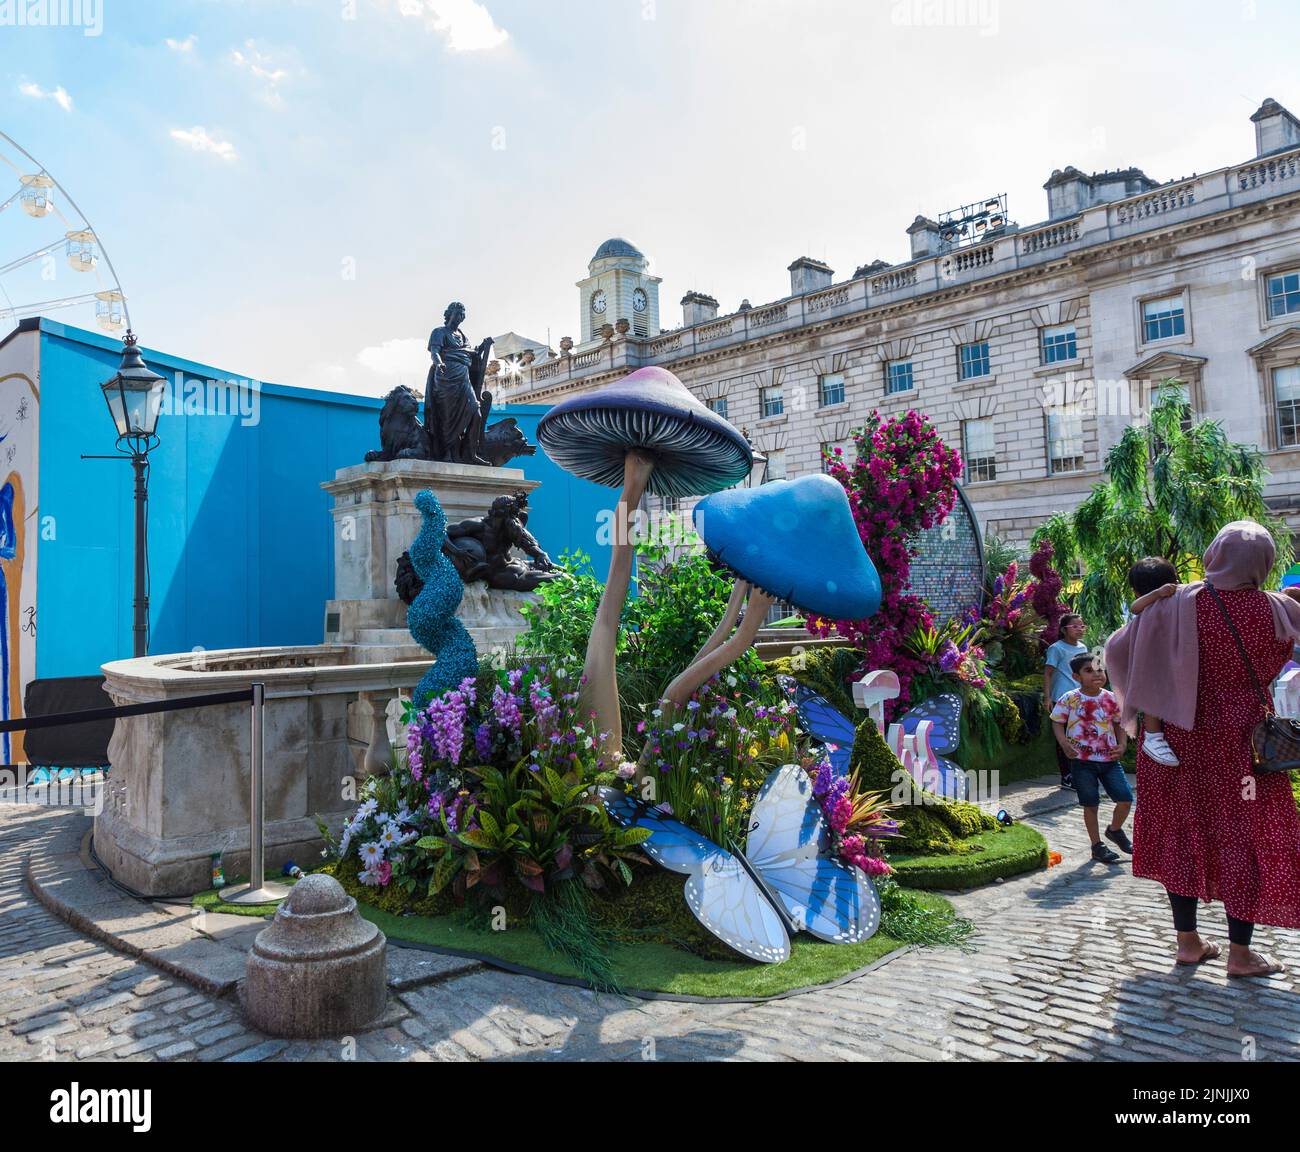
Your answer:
1176;942;1221;966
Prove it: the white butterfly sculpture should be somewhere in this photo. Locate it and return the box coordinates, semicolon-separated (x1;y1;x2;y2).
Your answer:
598;764;881;964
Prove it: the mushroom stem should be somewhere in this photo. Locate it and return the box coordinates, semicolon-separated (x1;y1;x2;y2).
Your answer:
685;579;749;670
581;449;656;757
661;587;777;712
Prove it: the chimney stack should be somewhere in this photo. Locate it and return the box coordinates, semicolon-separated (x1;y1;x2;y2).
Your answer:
787;257;834;296
681;290;719;327
1252;97;1300;158
906;216;943;259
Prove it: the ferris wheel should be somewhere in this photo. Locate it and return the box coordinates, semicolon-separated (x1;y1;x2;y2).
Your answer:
0;128;128;336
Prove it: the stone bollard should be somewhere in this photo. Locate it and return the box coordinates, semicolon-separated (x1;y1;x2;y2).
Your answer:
243;874;387;1038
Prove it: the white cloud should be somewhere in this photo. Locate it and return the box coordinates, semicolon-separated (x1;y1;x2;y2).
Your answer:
19;82;73;113
170;126;238;163
230;40;290;106
355;337;429;379
165;34;198;54
398;0;509;53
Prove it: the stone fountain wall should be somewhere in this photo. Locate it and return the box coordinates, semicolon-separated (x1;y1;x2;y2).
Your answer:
95;459;546;896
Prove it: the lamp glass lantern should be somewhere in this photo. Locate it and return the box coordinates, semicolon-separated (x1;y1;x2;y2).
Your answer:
101;334;166;442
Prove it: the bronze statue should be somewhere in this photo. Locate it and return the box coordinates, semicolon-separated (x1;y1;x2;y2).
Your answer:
395;491;562;599
364;386;427;463
364;303;542;468
427;301;493;466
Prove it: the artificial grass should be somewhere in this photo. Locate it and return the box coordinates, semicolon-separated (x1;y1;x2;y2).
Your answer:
192;872;299;917
890;823;1049;891
350;896;942;1000
191;861;963;998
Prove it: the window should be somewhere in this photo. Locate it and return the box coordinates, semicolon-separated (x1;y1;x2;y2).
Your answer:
659;494;681;514
962;418;997;483
1267;271;1300;320
706;396;729;419
821;440;854;472
760;385;784;418
1040;324;1078;365
763;448;787;481
1046;410;1085;474
1152;381;1193;432
959;341;991;380
1275;365;1300;448
818;373;846;407
1141;294;1186;343
886;360;914;394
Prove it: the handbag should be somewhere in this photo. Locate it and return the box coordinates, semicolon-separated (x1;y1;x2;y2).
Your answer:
1205;582;1300;774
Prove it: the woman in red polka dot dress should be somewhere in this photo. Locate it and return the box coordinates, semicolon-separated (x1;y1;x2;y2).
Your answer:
1108;521;1300;977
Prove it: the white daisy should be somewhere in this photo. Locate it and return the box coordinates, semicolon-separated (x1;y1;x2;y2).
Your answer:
359;841;384;866
358;867;382;887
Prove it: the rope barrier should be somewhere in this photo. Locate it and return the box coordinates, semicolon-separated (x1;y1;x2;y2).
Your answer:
0;688;254;734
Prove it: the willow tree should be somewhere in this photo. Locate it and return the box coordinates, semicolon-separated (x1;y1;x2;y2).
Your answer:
1032;390;1293;633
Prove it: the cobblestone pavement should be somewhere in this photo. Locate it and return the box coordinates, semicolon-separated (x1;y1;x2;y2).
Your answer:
3;787;1298;1062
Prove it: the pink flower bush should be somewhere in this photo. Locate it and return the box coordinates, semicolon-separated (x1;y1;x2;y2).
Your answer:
813;410;963;714
1028;540;1069;647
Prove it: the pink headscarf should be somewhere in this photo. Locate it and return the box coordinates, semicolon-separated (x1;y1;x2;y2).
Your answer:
1105;520;1300;734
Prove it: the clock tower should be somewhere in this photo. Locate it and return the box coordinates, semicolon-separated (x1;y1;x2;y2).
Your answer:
577;238;661;343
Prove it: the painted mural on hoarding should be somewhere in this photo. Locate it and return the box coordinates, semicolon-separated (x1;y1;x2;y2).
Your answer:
0;329;38;764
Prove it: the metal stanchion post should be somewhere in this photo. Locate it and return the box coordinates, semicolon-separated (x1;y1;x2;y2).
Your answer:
221;682;290;905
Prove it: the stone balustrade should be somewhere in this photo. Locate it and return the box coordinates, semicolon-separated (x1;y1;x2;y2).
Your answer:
507;145;1300;396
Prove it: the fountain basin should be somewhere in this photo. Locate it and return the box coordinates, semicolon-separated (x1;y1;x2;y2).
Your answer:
96;645;430;897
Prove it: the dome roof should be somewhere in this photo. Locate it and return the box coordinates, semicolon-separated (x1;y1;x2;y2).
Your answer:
592;237;643;261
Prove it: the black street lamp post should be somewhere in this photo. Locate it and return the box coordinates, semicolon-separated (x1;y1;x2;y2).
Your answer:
88;331;166;659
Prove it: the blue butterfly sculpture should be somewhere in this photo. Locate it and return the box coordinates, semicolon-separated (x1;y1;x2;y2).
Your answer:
782;679;856;777
598;764;881;964
780;675;968;800
899;693;968;801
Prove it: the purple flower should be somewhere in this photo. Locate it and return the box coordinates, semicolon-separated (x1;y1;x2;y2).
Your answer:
491;685;523;741
938;640;961;673
475;723;493;761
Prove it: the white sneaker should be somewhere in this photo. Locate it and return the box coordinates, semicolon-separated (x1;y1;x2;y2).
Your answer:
1143;732;1180;766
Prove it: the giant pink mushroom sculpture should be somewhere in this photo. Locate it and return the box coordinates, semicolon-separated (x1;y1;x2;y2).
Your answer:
537;367;753;758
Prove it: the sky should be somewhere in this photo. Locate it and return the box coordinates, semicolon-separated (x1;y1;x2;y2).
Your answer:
2;0;1299;397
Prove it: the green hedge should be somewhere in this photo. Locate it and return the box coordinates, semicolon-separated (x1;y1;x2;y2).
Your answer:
890;824;1049;891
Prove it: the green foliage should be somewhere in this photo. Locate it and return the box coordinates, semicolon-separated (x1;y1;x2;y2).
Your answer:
832;711;997;857
1032;391;1293;633
414;757;641;899
518;543;769;746
528;879;621;994
595;866;740;961
849;714;905;794
982;532;1024;588
890;824;1050;890
517;549;606;667
624;542;765;691
877;877;976;949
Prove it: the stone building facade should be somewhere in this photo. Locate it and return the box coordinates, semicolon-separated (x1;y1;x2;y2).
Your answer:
499;99;1300;545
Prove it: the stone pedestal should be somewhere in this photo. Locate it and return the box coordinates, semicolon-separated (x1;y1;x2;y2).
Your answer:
321;459;542;660
243;874;387;1038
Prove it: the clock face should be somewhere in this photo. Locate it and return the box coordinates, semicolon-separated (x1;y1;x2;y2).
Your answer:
633;288;648;313
591;290;608;315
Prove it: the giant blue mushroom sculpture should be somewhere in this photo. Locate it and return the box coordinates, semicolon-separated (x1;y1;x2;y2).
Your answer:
661;473;882;711
537;366;753;757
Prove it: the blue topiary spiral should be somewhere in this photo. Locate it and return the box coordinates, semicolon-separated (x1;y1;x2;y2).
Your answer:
408;490;479;708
